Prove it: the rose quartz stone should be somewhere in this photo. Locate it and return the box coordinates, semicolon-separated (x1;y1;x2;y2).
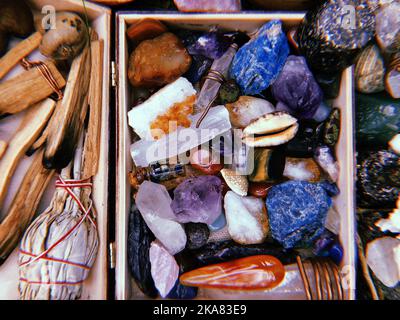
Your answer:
150;241;180;298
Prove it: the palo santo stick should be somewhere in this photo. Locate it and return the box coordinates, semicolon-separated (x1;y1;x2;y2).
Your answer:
82;39;104;180
0;98;56;208
0;32;43;80
43;44;91;170
0;141;7;159
0;149;54;265
0;60;65;116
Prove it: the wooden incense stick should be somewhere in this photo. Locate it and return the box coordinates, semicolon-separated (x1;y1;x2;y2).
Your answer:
81;39;104;180
0;98;56;208
0;149;54;265
0;60;65;116
43;44;91;170
0;141;7;159
0;32;43;80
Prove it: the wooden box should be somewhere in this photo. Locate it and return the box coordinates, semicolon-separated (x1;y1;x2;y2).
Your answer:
0;0;111;300
115;13;356;300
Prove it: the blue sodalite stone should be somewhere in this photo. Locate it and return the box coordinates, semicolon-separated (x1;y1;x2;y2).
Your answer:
230;20;289;95
320;181;340;197
266;181;332;249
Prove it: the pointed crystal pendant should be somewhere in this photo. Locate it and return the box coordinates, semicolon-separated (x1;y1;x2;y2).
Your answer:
179;255;285;290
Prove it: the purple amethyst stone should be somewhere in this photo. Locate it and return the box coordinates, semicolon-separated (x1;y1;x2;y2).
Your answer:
188;31;231;60
171;176;223;225
272;55;323;120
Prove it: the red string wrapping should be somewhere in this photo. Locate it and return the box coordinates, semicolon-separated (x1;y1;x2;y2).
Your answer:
20;58;64;101
19;177;97;286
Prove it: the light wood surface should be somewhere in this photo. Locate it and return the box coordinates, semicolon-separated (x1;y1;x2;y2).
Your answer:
0;60;65;116
0;32;43;80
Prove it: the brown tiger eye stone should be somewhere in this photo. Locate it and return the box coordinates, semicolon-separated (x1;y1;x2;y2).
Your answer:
128;32;192;88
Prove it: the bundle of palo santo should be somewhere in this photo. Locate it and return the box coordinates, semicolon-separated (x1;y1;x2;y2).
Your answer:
0;1;103;300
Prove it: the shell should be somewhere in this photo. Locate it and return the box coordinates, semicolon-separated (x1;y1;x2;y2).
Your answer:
220;168;248;196
243;123;299;148
226;96;275;128
355;45;385;94
243;112;297;136
242;112;298;148
179;255;285;290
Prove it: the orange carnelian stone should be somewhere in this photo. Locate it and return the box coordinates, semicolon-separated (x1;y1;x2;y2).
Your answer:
180;255;285;290
126;18;167;45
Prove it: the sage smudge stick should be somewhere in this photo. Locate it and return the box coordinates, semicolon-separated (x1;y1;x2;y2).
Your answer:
19;133;99;300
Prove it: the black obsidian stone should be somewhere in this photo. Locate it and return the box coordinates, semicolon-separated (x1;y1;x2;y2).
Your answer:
127;204;158;298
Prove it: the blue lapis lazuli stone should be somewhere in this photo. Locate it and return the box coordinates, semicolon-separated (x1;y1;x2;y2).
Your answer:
230;20;290;95
266;181;332;249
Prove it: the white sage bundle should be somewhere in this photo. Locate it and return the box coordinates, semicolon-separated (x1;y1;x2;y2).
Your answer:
18;135;99;300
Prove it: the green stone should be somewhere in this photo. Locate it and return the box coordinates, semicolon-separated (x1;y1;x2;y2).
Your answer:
218;80;241;105
356;92;400;148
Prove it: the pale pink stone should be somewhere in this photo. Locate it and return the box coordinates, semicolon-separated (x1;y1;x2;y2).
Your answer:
174;0;241;12
150;241;180;298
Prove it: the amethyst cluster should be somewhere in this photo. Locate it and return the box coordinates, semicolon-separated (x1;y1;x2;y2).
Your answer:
171;175;223;225
272;55;323;120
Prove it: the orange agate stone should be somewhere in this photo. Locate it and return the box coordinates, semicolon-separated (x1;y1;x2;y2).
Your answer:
126;18;167;45
180;255;285;290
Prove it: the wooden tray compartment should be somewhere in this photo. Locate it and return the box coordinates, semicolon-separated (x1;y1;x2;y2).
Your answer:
115;13;356;300
0;0;111;300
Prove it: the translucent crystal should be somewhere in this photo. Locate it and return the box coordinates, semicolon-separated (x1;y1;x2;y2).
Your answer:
174;0;242;12
376;1;400;53
150;241;180;297
136;181;187;254
171;176;223;224
272;55;323;120
195;46;238;114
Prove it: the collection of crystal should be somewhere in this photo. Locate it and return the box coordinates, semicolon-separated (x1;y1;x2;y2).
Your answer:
124;0;384;300
354;1;400;300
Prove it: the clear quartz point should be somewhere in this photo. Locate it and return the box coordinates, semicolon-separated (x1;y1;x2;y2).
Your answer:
194;44;238;114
